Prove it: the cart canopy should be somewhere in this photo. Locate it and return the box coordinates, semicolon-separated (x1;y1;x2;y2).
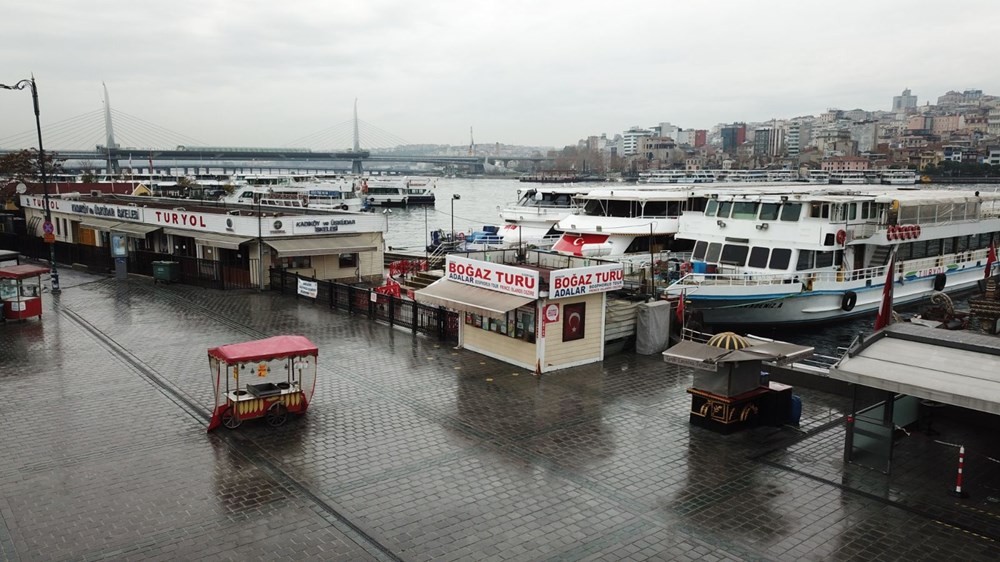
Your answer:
0;264;50;280
208;335;318;363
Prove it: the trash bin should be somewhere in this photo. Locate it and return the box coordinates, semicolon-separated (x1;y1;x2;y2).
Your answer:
152;261;179;284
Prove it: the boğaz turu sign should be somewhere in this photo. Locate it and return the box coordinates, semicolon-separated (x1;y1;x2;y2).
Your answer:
549;263;624;298
446;255;539;298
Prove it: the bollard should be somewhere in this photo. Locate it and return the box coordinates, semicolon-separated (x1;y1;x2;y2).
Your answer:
949;445;970;498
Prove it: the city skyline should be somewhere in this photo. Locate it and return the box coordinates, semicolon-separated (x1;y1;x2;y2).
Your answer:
1;0;998;149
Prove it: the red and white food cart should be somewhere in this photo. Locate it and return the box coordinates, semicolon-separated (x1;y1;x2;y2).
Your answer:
0;264;49;321
207;335;318;431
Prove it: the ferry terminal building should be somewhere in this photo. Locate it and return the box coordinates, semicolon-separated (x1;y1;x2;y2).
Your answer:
18;193;387;286
415;253;626;373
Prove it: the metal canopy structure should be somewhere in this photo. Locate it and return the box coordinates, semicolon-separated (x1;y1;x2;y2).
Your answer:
264;237;377;257
415;278;534;319
111;222;161;238
78;217;120;231
829;323;1000;415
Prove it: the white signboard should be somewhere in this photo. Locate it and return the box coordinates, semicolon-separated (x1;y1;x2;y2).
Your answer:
445;255;539;298
292;217;358;235
297;278;318;299
21;197;144;223
549;263;624;299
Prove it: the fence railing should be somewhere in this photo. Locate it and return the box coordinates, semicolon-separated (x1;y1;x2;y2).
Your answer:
269;268;459;344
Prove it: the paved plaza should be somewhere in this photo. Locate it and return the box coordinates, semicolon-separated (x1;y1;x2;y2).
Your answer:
2;267;1000;561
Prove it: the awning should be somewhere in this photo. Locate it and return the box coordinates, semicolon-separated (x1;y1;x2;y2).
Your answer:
111;222;161;238
415;278;535;319
162;227;198;238
194;232;253;250
828;323;1000;415
78;217;120;231
265;237;377;257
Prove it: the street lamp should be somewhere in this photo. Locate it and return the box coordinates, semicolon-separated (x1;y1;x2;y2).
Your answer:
382;209;392;251
423;206;429;261
1;76;60;293
451;194;461;242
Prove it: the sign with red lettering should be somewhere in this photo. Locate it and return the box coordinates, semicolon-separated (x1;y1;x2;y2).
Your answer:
445;255;539;298
549;263;624;299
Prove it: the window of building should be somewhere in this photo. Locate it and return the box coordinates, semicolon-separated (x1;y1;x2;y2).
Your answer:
339;253;358;268
275;256;312;269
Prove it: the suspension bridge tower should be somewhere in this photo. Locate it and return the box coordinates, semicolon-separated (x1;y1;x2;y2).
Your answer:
351;99;364;175
102;83;122;174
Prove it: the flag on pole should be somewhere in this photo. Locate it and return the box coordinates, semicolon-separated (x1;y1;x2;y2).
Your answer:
676;293;685;325
985;239;997;280
874;246;898;331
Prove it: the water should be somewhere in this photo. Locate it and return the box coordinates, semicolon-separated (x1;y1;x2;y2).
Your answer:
381;178;992;357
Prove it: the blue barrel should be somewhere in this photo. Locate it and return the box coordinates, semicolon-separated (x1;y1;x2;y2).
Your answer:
789;395;802;425
692;261;707;274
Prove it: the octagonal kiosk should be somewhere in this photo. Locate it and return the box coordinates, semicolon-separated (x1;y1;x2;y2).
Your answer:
663;333;813;434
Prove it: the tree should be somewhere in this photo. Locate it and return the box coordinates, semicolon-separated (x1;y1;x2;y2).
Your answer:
0;149;62;182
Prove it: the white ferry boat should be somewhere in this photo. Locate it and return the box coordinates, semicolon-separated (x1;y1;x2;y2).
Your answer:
638;170;716;184
806;170;830;184
766;170;801;183
494;185;584;246
222;176;364;211
829;171;868;185
666;187;1000;327
550;186;707;259
880;169;917;185
360;176;436;207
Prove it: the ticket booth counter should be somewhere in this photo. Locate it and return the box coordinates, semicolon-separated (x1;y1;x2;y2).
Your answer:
0;264;49;321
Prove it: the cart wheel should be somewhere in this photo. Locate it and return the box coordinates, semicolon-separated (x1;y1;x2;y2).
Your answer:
222;407;242;429
266;403;288;427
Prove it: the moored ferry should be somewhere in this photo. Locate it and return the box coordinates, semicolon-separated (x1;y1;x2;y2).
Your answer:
829;171;868;184
666;187;1000;327
880;169;918;185
360;176;436;207
221;176;364;211
638;170;716;184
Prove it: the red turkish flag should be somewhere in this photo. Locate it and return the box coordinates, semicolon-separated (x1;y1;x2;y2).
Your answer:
552;233;609;256
985;240;997;280
874;247;898;331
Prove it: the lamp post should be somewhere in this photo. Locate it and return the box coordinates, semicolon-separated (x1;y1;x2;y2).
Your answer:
1;76;60;293
382;209;392;251
423;205;428;261
451;193;461;242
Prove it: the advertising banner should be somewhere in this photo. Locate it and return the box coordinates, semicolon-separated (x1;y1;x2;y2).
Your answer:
549;263;624;298
297;278;318;299
445;255;539;298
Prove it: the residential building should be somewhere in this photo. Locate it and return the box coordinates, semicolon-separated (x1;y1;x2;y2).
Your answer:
694;130;707;148
821;157;870;172
892;88;918;112
621;127;652;156
721;124;746;153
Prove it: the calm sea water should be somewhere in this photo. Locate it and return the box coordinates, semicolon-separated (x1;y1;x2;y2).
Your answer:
383;178;993;356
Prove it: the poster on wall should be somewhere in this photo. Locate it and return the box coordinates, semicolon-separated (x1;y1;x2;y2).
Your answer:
563;302;586;342
297;278;318;299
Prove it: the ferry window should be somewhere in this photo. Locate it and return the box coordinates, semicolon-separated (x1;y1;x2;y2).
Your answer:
849;204;857;221
240;191;254;199
643;201;668;217
339;253;358;268
692;241;708;260
748;247;769;268
815;251;834;269
910;240;927;259
925;238;941;256
824;233;835;246
780;203;801;221
835;204;847;222
936;204;954;222
956;235;969;252
705;242;723;263
732;202;758;220
898;243;911;261
899;206;918;224
720;244;748;266
796;250;813;271
759;203;779;221
704;199;718;216
861;202;872;219
717;201;732;218
769;248;791;270
942;237;954;254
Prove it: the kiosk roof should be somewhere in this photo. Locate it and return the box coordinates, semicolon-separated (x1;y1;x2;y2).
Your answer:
208;335;318;363
0;264;50;280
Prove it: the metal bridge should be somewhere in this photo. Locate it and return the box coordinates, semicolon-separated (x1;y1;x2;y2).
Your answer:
1;85;548;175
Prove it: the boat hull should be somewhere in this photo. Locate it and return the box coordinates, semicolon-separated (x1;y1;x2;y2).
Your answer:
677;268;986;328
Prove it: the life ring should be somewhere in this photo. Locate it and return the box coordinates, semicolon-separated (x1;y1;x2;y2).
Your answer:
680;262;692;274
933;272;947;292
887;226;897;241
340;204;348;211
841;290;857;312
456;232;466;241
836;229;847;245
912;225;921;239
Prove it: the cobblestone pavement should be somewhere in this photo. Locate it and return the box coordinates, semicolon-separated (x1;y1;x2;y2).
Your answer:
1;268;999;561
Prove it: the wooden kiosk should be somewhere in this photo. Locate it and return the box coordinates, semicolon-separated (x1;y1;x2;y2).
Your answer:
0;264;49;321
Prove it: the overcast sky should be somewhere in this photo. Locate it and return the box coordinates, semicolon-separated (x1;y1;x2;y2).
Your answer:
1;0;997;150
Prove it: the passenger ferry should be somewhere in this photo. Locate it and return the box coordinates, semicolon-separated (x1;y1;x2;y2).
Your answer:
829;171;868;184
638;170;716;184
222;175;364;211
806;170;830;184
494;186;584;246
360;176;436;207
666;187;1000;327
550;186;708;260
880;169;918;185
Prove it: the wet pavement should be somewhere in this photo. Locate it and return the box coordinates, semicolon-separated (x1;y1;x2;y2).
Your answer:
2;267;1000;561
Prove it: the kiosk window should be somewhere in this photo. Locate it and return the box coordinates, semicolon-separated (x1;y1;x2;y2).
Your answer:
339;253;358;268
